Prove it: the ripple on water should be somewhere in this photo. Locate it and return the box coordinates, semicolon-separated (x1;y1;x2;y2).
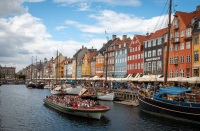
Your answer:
1;85;200;131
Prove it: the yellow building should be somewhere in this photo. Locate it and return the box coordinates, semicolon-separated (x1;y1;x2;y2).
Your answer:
192;17;200;77
82;51;96;77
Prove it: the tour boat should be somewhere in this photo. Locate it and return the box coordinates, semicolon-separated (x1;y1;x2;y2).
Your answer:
44;95;110;119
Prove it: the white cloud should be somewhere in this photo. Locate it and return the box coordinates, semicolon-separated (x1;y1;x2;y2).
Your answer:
24;0;46;2
0;0;45;17
53;0;141;7
65;10;168;35
0;13;106;72
0;0;27;16
55;26;68;31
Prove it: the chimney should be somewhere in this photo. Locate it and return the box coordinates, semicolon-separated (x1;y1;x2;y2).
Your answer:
196;5;200;11
122;35;127;40
82;45;84;49
112;35;117;40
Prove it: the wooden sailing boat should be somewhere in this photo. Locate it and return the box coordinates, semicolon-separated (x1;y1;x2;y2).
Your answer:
138;0;200;124
26;56;36;88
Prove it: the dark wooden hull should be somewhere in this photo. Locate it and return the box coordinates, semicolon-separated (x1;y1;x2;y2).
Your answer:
138;94;200;124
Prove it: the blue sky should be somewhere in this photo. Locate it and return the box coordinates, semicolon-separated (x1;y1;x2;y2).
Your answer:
0;0;199;72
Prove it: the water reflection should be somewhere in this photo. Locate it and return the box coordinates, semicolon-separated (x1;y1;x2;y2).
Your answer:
0;85;200;131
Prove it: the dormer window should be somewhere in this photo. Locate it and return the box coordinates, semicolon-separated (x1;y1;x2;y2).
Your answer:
173;19;179;29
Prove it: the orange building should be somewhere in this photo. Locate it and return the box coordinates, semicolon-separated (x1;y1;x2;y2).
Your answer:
164;6;200;78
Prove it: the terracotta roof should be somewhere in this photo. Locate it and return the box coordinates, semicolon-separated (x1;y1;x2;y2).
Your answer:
177;10;200;27
146;27;167;40
135;35;148;45
114;38;131;46
87;52;96;59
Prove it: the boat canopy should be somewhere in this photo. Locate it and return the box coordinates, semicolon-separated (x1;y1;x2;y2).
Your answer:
158;86;191;95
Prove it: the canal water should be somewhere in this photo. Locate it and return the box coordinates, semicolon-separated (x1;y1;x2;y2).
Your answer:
0;85;199;131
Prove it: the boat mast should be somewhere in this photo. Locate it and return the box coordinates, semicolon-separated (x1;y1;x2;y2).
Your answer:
31;56;33;81
56;50;58;84
164;0;172;84
105;47;108;84
36;56;37;83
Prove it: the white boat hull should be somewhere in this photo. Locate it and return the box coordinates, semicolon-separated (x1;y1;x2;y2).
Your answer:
44;99;110;119
65;86;82;95
97;92;115;101
50;85;67;95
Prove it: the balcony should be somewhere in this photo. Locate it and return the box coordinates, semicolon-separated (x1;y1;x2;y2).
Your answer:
184;36;192;41
174;57;178;66
173;37;180;44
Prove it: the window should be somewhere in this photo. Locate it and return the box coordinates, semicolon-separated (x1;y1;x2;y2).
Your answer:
174;32;179;42
138;54;140;59
194;69;199;77
194;51;199;62
148;51;151;57
186;42;190;49
148;41;151;47
152;50;156;57
138;46;140;51
148;62;151;72
153;39;156;46
186;28;191;37
119;44;121;48
157;61;162;71
180;43;184;50
180;56;184;63
158;38;162;45
170;57;173;64
170;70;173;78
175;70;178;77
138;63;140;69
157;49;162;56
186;55;190;63
180;69;184;77
141;63;143;69
135;47;137;51
173;19;178;28
152;61;156;72
180;30;184;37
194;35;199;45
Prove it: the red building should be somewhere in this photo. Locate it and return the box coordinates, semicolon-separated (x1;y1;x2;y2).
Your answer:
127;35;147;76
